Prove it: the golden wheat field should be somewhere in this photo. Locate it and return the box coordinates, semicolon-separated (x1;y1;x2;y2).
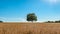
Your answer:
0;22;60;34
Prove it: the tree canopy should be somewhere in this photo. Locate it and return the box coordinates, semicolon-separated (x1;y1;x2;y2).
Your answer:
26;13;37;22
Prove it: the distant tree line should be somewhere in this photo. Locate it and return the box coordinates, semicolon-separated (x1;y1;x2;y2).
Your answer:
46;20;60;23
0;21;3;23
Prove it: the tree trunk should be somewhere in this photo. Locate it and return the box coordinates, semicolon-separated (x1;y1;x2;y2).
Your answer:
32;21;33;23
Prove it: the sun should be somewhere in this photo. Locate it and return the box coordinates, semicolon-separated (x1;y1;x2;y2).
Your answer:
43;0;58;4
49;0;57;3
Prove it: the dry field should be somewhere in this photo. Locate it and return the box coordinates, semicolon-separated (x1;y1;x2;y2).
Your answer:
0;22;60;34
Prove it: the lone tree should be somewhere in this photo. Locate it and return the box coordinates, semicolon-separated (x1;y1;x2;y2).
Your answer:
26;13;37;22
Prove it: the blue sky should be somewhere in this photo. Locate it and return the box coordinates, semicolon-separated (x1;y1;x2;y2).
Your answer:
0;0;60;22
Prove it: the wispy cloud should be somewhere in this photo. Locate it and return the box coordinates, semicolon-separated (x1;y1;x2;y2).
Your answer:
0;17;26;22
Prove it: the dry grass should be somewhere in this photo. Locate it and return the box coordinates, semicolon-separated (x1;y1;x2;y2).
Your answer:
0;22;60;34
